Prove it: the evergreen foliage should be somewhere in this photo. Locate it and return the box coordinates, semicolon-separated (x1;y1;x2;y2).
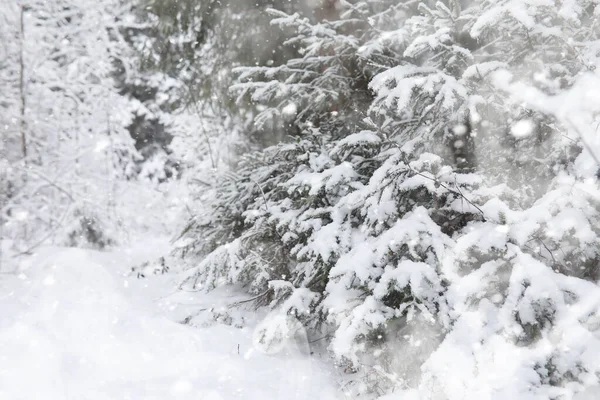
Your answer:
174;0;600;396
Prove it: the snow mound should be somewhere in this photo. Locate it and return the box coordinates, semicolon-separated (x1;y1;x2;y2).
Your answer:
0;248;341;400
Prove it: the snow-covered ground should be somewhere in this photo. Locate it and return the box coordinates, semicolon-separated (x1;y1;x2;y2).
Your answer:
0;242;343;400
5;242;600;400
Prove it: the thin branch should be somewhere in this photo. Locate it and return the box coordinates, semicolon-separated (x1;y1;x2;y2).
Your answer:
227;289;271;309
398;152;486;218
184;81;217;170
14;204;72;257
567;118;600;167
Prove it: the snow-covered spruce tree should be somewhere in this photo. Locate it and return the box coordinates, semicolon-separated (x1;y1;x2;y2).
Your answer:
0;0;141;254
409;1;600;398
121;0;318;235
418;8;600;394
173;0;600;397
113;60;182;184
115;0;202;184
177;0;485;384
125;0;309;158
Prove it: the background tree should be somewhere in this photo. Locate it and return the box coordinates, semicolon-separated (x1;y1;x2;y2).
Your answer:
1;0;144;255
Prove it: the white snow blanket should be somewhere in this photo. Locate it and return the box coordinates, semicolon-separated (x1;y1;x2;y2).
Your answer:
0;246;341;400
